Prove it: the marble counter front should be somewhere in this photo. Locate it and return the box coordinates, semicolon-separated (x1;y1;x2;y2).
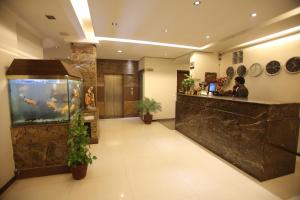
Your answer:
175;94;300;181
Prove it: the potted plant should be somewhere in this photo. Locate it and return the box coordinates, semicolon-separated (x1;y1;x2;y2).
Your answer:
182;75;195;95
137;97;162;124
67;112;97;180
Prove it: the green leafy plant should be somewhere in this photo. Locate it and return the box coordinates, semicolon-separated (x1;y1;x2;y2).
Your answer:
137;97;162;115
67;112;97;166
182;74;195;91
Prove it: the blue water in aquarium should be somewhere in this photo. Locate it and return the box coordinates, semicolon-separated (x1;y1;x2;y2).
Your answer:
8;79;82;125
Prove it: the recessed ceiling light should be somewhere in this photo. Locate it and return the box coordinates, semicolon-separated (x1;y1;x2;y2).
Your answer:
70;0;95;39
206;35;210;39
164;28;168;33
250;12;257;17
45;15;56;20
236;25;300;48
194;0;201;6
112;22;118;27
97;36;211;50
117;50;123;53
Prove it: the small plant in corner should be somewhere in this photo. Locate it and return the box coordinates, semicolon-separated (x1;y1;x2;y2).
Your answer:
67;112;97;180
137;97;162;124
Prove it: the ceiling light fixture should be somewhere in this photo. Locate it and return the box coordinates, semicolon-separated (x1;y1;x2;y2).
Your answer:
250;12;257;17
117;50;123;53
206;35;210;39
97;36;209;50
194;0;201;6
70;0;95;39
112;22;118;27
164;28;168;33
45;15;56;20
236;25;300;48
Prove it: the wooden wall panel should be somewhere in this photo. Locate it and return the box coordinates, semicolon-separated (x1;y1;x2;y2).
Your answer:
97;59;139;118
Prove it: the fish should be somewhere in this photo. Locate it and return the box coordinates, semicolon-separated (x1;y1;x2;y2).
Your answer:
20;94;37;107
46;100;57;111
59;105;69;115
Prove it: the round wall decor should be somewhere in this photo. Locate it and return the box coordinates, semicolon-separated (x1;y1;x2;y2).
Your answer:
237;65;247;77
226;66;235;79
248;63;263;77
266;60;281;75
285;57;300;74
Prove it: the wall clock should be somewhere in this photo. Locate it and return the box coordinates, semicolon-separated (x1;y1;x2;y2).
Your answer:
237;65;247;77
226;66;235;79
285;57;300;74
248;63;263;77
266;60;281;75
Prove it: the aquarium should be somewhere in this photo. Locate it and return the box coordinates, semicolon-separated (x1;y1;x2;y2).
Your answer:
8;79;83;126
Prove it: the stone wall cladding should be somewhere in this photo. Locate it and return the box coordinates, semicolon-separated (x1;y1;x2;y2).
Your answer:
71;43;97;104
11;124;69;170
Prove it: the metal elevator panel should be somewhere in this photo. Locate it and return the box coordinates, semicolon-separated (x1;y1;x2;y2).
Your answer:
104;75;123;118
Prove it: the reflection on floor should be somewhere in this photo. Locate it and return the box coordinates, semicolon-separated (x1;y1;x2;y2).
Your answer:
1;118;300;200
158;119;175;130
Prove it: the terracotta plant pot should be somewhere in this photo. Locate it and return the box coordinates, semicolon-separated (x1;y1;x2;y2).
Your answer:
143;114;153;124
71;164;88;180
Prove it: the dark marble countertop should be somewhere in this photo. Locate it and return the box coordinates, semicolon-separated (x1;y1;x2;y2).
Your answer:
178;93;300;105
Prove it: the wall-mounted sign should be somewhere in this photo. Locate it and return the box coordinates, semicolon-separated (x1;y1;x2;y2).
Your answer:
238;50;243;63
285;57;300;74
226;66;235;79
190;62;195;70
237;65;247;77
266;60;281;76
248;63;263;77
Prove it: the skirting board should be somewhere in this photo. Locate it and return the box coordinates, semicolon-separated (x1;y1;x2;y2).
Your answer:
15;165;70;179
0;175;16;195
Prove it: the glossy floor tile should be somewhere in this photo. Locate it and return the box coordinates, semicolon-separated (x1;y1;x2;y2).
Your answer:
1;118;300;200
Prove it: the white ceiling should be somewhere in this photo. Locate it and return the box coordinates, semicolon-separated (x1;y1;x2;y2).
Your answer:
3;0;300;60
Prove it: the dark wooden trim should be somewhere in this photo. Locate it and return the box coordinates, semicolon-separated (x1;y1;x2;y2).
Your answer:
0;175;16;195
15;165;70;179
157;118;175;122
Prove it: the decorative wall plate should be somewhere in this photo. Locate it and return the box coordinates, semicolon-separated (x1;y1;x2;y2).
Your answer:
266;60;281;75
237;65;247;77
226;66;235;79
285;57;300;74
248;63;263;77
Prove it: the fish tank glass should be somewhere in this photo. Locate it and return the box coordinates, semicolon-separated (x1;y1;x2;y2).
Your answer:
8;79;83;126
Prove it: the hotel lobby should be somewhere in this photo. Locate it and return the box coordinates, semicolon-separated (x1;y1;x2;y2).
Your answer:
0;0;300;199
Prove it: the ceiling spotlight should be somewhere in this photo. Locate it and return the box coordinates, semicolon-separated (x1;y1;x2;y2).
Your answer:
112;22;118;27
250;12;257;17
194;0;201;6
117;50;123;53
206;35;210;39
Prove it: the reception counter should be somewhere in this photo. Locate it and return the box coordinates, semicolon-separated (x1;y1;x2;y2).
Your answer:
175;93;300;181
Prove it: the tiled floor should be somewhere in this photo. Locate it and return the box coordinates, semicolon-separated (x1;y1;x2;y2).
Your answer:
1;118;300;200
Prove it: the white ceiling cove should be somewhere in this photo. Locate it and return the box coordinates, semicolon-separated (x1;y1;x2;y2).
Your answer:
3;0;300;60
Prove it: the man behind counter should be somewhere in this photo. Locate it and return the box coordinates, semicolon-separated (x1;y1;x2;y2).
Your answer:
221;76;249;98
231;76;249;98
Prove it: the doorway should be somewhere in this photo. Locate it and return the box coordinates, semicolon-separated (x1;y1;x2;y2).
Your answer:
104;75;123;118
177;70;190;93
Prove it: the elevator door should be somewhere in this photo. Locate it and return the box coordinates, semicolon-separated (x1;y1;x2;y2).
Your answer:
104;75;123;118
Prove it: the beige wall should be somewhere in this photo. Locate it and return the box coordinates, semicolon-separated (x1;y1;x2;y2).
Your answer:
0;4;43;188
189;52;219;81
139;57;189;120
220;33;300;102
